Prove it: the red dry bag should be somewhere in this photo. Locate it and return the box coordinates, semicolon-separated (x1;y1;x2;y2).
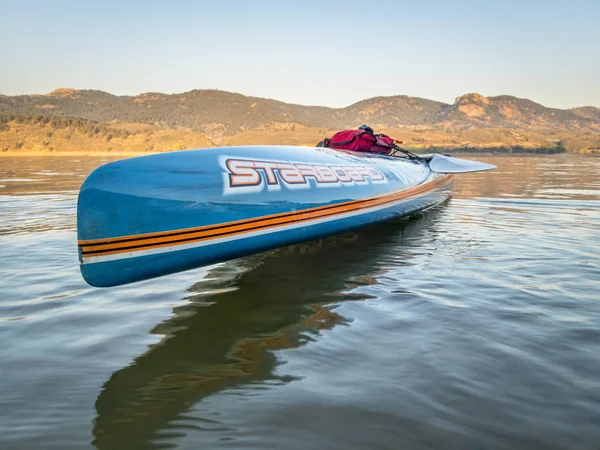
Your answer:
317;125;401;155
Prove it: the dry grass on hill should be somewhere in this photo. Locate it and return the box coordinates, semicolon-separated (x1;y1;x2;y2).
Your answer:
1;117;599;155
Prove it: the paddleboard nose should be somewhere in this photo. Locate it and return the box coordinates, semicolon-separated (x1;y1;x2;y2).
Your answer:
428;154;497;173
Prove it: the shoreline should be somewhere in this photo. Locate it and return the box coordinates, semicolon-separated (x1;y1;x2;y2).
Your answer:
0;150;594;158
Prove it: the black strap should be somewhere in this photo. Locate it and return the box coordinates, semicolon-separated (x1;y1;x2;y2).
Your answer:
389;143;423;161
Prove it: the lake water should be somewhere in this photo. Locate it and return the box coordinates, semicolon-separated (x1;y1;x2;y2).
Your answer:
1;155;599;449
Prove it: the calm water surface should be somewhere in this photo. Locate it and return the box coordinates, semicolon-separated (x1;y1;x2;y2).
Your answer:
1;155;599;449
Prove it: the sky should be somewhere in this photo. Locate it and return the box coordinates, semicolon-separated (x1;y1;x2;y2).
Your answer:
1;0;599;109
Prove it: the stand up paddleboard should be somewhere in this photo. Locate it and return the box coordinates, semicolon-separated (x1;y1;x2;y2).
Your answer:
77;145;495;287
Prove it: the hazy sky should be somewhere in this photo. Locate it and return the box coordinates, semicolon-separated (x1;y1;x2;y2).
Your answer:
1;0;599;108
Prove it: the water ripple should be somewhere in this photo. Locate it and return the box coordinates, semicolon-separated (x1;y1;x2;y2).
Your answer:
1;155;600;449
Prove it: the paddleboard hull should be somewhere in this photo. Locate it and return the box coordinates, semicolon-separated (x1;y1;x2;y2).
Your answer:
77;146;452;287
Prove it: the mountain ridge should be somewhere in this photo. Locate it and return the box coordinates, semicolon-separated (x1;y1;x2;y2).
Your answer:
1;89;599;144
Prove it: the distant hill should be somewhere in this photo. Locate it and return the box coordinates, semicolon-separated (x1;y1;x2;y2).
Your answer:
1;89;599;154
571;106;600;122
2;89;599;139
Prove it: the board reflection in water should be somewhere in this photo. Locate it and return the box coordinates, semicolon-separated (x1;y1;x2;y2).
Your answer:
92;205;448;449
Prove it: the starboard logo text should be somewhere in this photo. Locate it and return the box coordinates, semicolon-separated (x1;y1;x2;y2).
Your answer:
222;157;388;194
